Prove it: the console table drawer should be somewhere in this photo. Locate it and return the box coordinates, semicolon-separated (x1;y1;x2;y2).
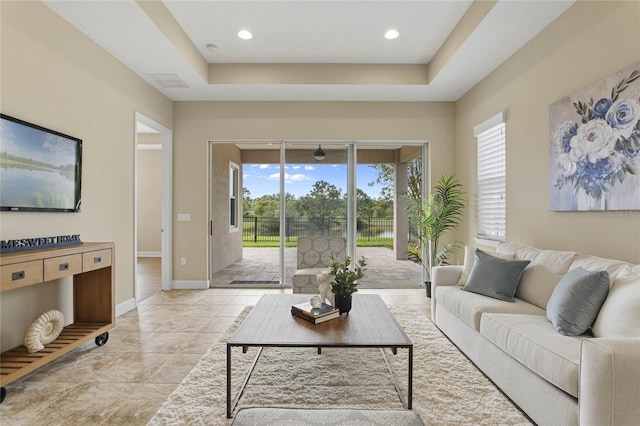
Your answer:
44;254;82;281
0;260;44;291
82;249;112;272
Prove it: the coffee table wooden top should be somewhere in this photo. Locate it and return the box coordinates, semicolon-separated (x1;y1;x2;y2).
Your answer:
228;294;412;348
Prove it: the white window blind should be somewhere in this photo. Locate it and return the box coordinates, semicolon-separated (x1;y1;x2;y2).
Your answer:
474;113;506;241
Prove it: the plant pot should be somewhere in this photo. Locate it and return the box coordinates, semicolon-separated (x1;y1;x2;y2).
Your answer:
334;295;352;314
425;281;431;298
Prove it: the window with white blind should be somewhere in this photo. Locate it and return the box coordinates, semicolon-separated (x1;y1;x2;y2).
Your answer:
474;112;506;242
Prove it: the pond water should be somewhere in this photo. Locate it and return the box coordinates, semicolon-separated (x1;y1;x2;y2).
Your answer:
1;166;76;209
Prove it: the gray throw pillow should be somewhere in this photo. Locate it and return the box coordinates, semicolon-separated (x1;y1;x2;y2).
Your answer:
462;249;531;302
546;267;610;336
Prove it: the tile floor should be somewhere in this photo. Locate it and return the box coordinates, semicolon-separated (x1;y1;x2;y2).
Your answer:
136;257;162;302
212;246;425;289
0;287;429;425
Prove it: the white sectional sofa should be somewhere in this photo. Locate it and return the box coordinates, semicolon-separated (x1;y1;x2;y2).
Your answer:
431;242;640;426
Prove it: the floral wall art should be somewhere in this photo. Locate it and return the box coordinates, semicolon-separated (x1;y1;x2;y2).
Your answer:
550;62;640;211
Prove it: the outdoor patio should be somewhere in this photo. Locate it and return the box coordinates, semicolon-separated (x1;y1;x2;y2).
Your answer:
211;246;425;290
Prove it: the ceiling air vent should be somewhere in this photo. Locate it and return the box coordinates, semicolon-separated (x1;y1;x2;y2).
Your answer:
145;73;188;88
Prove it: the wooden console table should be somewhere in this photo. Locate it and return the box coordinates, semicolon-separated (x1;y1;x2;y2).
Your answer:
0;242;115;403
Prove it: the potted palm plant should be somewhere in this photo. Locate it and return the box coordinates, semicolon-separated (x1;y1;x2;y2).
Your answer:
407;174;465;297
328;254;367;314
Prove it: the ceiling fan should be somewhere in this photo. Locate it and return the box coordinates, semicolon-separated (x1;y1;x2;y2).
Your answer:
310;144;349;162
281;144;347;163
313;145;326;161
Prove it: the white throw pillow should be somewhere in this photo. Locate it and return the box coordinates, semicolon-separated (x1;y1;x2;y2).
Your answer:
592;266;640;338
457;245;475;285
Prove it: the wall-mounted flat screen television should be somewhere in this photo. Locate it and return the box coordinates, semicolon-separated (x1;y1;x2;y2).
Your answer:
0;114;82;212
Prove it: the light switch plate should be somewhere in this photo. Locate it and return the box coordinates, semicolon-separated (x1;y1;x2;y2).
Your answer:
177;213;191;222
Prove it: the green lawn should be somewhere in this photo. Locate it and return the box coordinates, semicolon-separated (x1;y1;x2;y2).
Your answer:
243;237;393;248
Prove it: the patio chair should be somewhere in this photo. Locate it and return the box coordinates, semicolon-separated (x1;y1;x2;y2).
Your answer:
292;237;346;302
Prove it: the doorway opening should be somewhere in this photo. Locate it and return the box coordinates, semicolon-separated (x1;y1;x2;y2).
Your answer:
134;112;173;302
208;141;427;290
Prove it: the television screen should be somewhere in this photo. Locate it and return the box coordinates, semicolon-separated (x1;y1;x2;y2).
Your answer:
0;114;82;212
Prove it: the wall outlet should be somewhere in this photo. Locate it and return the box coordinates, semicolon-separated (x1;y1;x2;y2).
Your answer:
180;257;187;266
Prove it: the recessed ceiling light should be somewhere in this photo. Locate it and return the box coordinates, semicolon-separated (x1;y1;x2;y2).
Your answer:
237;30;252;40
385;29;399;40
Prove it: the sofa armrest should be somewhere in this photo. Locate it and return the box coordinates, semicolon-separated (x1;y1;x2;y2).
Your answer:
431;265;463;323
579;338;640;426
432;265;463;287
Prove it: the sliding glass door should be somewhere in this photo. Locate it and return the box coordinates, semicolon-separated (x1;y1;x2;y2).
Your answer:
283;142;352;284
209;140;428;289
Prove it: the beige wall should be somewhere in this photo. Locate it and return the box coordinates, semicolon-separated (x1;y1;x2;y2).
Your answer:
455;1;640;263
137;134;163;254
173;101;456;280
0;1;172;350
210;144;243;273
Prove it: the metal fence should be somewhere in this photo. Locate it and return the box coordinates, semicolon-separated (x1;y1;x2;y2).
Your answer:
243;216;418;242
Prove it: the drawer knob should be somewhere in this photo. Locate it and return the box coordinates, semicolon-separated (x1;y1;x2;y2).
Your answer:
12;271;25;281
94;256;102;264
59;263;70;271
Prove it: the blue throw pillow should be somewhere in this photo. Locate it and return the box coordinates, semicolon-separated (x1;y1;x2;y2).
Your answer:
546;267;610;336
462;249;531;302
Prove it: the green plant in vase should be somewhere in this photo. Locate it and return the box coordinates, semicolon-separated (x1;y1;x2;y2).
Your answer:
328;254;367;314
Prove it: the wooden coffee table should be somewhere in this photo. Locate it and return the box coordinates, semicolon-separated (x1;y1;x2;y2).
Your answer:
226;294;413;418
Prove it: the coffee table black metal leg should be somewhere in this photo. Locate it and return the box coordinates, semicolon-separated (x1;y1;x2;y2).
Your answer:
227;343;231;418
408;345;413;409
227;346;265;418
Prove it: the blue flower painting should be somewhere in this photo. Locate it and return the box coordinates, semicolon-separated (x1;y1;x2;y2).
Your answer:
550;63;640;211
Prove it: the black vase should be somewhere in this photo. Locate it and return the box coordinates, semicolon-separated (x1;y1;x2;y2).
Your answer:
334;295;352;314
425;281;432;298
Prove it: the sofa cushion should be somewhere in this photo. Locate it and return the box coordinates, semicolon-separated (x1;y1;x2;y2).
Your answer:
570;254;630;279
592;266;640;338
514;250;578;309
480;313;582;397
496;242;541;262
462;249;530;302
436;286;545;331
457;245;475;285
546;268;609;336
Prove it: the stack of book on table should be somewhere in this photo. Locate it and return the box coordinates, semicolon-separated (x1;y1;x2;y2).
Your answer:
291;301;340;324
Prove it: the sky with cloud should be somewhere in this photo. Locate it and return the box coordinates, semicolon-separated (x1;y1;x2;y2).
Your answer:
244;163;384;199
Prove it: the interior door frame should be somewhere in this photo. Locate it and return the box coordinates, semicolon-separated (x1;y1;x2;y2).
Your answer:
134;111;173;292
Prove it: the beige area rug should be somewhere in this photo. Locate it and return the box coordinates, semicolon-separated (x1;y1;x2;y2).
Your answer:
148;306;532;425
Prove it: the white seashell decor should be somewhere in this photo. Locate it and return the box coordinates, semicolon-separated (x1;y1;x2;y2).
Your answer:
24;310;65;353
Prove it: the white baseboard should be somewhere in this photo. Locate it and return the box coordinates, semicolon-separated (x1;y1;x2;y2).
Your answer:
137;251;161;257
172;280;210;290
116;298;137;317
